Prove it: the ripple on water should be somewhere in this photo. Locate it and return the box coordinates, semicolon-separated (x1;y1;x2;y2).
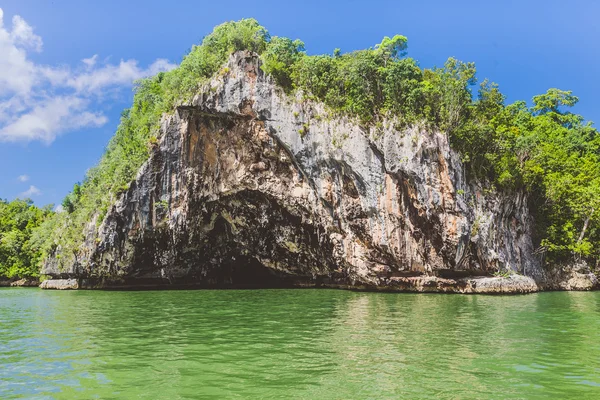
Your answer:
1;288;600;399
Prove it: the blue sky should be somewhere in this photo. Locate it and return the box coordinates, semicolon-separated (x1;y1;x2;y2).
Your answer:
1;0;599;207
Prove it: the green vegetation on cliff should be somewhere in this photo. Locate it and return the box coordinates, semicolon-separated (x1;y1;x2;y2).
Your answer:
0;199;54;279
35;18;599;274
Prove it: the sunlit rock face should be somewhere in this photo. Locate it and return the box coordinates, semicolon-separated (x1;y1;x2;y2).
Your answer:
42;52;596;292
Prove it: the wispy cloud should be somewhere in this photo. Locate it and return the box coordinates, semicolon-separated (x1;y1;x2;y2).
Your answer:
0;8;177;144
19;185;41;198
1;96;107;143
17;174;29;182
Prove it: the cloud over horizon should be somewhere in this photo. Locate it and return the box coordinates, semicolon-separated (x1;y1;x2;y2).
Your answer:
0;8;177;144
19;185;41;198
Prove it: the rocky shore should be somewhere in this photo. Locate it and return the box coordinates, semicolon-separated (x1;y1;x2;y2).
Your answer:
0;278;40;287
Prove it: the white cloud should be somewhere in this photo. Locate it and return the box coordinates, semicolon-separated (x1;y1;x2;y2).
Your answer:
17;174;29;182
66;58;176;94
0;8;177;143
10;15;42;51
19;185;41;198
54;204;64;213
82;54;98;68
1;96;107;143
0;14;38;97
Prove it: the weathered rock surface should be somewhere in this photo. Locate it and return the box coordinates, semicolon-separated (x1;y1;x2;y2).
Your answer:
41;51;598;292
0;278;40;287
39;279;79;290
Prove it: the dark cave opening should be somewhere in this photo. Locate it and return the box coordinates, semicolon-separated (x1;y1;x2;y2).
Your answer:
215;255;303;288
198;211;313;288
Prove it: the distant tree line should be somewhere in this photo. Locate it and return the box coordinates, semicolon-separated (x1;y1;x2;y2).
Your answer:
0;199;53;279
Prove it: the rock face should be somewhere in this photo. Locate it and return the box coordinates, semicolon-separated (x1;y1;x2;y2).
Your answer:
39;279;79;290
0;278;39;287
42;52;597;292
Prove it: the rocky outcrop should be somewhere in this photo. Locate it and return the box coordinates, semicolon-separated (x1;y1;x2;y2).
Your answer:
0;278;40;287
41;51;597;292
39;279;79;290
543;262;598;291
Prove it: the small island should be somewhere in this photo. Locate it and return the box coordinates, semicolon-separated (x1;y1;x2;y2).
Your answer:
2;19;599;293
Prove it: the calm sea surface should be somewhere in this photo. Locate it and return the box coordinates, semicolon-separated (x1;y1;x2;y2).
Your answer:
1;288;600;399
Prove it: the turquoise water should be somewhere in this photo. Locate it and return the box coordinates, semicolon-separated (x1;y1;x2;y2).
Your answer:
1;288;600;399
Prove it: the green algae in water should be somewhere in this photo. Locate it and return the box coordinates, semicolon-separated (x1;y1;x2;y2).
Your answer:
1;288;600;399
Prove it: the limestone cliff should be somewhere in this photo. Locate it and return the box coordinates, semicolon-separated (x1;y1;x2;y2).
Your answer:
42;52;597;292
